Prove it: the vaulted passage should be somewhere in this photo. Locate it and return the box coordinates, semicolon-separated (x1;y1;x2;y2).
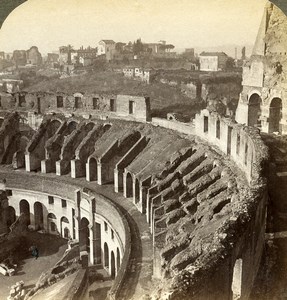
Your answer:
79;217;89;251
34;202;44;230
269;97;282;133
248;94;262;128
19;199;30;226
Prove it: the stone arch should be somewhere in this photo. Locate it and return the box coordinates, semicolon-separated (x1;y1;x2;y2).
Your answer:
34;202;44;230
135;178;140;204
116;248;121;273
104;242;109;269
85;122;95;132
79;217;89;251
111;251;116;279
47;212;57;233
19;199;30;226
6;206;16;227
88;157;98;181
60;216;69;237
103;123;112;132
269;97;282;133
67;121;78;134
48;119;62;137
126;172;133;198
248;93;262;127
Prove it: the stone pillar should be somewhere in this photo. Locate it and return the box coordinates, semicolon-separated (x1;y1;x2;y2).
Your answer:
75;190;81;241
89;225;95;265
97;162;102;185
86;162;91;181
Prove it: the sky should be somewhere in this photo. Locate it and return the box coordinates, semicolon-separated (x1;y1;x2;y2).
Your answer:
0;0;267;55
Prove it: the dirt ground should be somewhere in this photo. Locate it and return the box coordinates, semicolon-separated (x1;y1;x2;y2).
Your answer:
0;232;67;300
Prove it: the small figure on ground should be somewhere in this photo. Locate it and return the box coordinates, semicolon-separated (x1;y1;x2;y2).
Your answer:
29;246;39;260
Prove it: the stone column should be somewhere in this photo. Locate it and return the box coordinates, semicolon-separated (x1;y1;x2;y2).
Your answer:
89;224;95;265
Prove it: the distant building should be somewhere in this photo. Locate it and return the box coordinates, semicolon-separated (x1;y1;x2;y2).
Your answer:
0;52;5;60
12;50;27;66
123;66;152;84
0;79;23;93
26;46;42;65
77;46;98;66
47;53;59;65
97;40;116;61
199;52;228;71
182;48;195;59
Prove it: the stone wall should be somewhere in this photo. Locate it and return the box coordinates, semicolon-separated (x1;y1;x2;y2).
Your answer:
0;91;151;122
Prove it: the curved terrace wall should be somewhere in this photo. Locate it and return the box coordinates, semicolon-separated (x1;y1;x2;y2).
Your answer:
0;105;268;300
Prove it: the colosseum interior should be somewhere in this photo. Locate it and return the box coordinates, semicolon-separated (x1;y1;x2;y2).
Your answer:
0;1;286;300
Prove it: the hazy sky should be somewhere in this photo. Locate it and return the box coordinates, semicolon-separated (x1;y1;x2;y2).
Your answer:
0;0;267;54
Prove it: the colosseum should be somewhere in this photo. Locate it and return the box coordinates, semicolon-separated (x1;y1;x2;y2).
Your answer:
0;1;286;300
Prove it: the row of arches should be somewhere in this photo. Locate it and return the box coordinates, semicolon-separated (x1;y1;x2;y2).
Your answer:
7;197;122;279
7;199;70;237
248;94;283;133
104;243;121;279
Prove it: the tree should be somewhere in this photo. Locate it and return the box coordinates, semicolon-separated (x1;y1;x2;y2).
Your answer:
241;46;246;60
133;39;144;55
225;57;235;70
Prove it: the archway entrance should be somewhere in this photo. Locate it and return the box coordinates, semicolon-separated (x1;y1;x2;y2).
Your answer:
6;206;16;227
61;216;70;238
269;97;282;133
126;172;133;198
248;94;262;128
79;217;89;251
104;243;109;269
47;213;57;234
34;202;44;230
111;251;116;279
232;259;243;299
116;248;121;273
135;178;140;204
19;199;30;226
88;157;98;181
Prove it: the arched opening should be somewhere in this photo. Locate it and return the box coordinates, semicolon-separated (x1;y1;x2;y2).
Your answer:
126;172;133;198
6;206;16;227
60;216;69;238
216;119;220;139
47;213;57;233
34;202;44;230
48;119;61;137
232;258;243;299
64;227;70;239
248;94;262;128
85;122;95;132
88;157;98;181
269;97;282;133
79;217;89;251
111;251;116;279
135;178;140;204
67;121;77;134
116;248;121;273
19;199;30;226
104;243;109;269
103;124;112;132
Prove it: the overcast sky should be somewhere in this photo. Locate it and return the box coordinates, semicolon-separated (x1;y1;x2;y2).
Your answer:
0;0;267;54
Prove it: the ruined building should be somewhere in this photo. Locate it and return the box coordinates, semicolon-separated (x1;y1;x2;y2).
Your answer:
236;2;287;134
